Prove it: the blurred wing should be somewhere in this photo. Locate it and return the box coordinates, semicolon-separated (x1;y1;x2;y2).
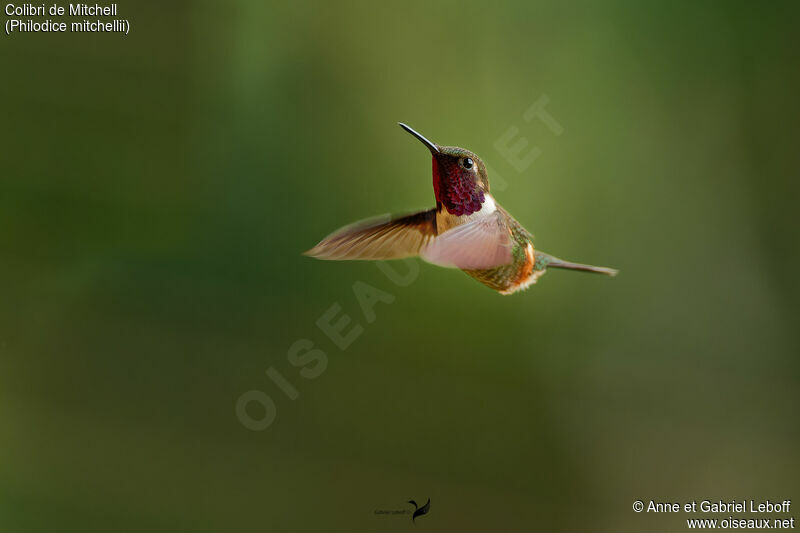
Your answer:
420;212;513;269
304;209;437;260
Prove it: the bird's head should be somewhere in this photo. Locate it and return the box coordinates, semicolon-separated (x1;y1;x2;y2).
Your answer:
399;123;490;216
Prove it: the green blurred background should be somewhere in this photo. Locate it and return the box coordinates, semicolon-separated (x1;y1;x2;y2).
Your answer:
2;1;798;531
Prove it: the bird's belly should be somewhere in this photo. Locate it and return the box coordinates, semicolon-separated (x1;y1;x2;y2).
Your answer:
463;242;542;294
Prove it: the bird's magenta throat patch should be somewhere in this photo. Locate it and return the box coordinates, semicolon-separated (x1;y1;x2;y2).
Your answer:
432;157;485;216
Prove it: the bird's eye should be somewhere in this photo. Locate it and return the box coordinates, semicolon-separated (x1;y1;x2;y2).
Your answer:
462;158;474;169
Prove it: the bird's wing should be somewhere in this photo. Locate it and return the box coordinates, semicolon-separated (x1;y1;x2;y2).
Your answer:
420;211;514;270
419;498;430;514
303;209;437;260
412;498;431;522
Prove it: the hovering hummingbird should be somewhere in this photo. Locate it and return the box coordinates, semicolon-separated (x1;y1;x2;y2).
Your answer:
304;123;617;294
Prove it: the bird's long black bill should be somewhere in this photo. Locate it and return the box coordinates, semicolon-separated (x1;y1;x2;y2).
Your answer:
398;122;439;153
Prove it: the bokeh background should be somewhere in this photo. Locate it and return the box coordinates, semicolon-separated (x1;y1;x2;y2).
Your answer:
2;1;799;531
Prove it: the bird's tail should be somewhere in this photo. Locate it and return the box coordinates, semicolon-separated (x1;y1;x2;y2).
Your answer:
535;251;618;276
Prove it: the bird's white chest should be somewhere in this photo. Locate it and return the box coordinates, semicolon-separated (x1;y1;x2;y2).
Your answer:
475;194;497;216
437;194;497;233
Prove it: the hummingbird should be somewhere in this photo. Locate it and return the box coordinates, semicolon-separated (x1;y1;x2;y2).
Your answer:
304;123;617;294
